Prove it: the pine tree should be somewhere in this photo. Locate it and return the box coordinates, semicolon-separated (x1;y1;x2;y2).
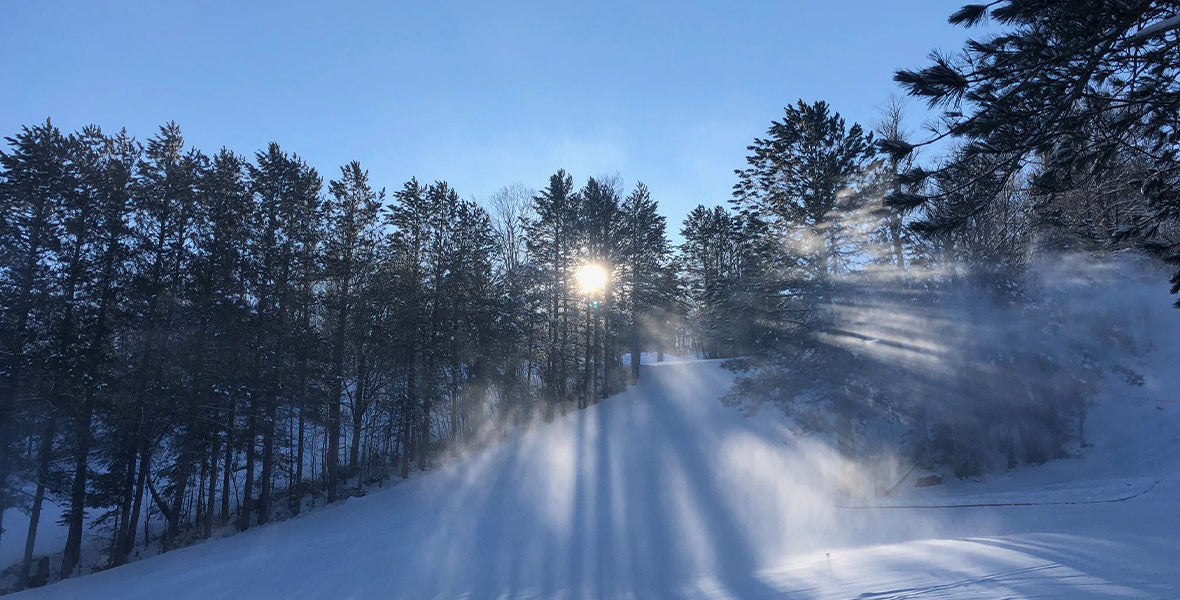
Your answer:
886;1;1180;301
734;99;874;277
384;178;432;478
119;123;203;558
618;182;669;382
576;177;622;403
57;126;130;573
244;144;322;526
284;157;325;515
679;205;747;357
728;101;875;457
323;162;382;498
190;148;254;535
0;120;70;580
437;199;498;441
525;170;581;412
0;120;70;538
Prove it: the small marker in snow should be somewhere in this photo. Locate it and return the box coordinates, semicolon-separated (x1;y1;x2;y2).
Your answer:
826;552;832;575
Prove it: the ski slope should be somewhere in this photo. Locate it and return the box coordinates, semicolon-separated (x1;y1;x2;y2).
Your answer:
11;354;1180;599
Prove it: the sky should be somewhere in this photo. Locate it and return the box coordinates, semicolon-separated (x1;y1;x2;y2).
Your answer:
1;1;986;233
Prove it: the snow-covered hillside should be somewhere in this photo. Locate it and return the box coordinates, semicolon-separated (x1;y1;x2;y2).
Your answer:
10;346;1179;598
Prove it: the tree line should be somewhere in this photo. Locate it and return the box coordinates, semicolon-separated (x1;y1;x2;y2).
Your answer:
0;121;677;588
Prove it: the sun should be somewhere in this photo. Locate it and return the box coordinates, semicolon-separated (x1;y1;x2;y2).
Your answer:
574;263;608;295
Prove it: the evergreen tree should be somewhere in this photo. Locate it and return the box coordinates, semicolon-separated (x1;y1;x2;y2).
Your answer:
112;122;201;568
886;1;1180;301
679;205;772;357
384;177;432;478
734;99;874;277
190;148;253;536
436;199;498;441
56;126;131;573
323;162;382;499
0;120;70;575
727;101;875;457
618;182;670;381
576;177;622;403
525;170;580;412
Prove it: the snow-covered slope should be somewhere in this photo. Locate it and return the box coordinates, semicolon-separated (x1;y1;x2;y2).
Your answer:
12;353;1180;598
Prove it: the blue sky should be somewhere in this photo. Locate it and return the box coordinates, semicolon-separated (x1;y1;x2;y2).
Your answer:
2;1;981;231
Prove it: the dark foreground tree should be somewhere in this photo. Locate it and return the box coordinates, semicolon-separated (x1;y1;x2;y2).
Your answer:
885;1;1180;301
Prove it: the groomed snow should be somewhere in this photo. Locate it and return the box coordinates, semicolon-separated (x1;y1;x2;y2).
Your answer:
10;348;1179;599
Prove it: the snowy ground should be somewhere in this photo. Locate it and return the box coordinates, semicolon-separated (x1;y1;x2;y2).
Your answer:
8;347;1179;599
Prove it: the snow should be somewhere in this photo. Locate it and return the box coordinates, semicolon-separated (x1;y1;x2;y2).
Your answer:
10;354;1179;598
619;351;691;366
10;260;1180;598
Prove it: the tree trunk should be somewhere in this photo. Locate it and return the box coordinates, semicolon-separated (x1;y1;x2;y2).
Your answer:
399;389;412;481
417;413;428;472
195;457;207;534
349;376;365;476
600;292;611;398
889;214;905;269
448;364;459;444
630;263;641;383
293;404;305;516
110;444;136;566
258;389;275;526
629;329;640;383
326;374;341;502
20;417;55;589
60;404;92;578
124;442;150;561
164;441;191;549
583;308;593;410
221;405;234;528
326;300;346;502
204;436;218;538
239;397;256;532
